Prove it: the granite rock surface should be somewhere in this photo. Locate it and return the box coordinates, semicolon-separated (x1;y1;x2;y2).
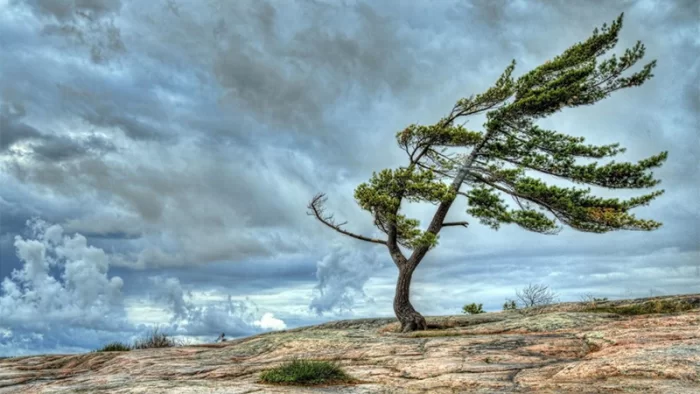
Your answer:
1;294;698;393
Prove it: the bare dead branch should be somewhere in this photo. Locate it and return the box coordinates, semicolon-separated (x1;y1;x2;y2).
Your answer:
307;193;387;245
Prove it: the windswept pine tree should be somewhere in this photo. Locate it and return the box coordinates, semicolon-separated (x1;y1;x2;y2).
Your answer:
308;14;667;332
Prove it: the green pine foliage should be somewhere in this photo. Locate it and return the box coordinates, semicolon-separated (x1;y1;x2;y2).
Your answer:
349;12;664;248
462;303;485;315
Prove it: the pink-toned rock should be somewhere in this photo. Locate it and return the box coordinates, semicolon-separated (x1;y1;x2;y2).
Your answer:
1;294;698;393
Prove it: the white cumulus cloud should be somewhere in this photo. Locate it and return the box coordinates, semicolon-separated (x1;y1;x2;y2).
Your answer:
253;312;287;331
147;276;288;337
309;243;388;315
1;219;126;331
0;219;288;356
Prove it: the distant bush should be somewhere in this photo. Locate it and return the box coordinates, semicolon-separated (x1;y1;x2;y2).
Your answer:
461;303;485;315
580;293;609;309
259;359;354;385
132;327;179;350
502;299;517;311
95;342;131;352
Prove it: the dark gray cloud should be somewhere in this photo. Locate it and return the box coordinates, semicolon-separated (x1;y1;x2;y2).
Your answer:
0;0;698;356
11;0;125;64
0;102;110;162
208;0;429;131
15;0;123;21
0;103;43;151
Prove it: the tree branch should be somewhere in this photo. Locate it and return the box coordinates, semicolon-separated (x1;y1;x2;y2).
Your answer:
442;221;470;228
465;172;573;227
307;193;387;245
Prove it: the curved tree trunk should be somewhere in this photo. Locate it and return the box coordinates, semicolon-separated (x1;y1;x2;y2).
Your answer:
393;264;427;332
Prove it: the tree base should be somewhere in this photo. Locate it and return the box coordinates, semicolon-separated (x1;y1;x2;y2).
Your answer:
399;312;428;333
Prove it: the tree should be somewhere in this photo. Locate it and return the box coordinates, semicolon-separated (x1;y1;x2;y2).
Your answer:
308;14;666;332
462;303;485;315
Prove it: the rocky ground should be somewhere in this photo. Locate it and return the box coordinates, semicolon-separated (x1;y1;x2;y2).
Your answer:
1;294;698;393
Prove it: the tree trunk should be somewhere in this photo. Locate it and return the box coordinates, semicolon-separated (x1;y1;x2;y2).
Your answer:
393;264;427;332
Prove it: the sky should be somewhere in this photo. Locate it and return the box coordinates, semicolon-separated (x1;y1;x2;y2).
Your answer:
0;0;698;357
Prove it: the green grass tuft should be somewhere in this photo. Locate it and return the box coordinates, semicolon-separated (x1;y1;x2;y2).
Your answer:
584;299;696;315
95;342;131;352
92;327;180;354
259;359;354;386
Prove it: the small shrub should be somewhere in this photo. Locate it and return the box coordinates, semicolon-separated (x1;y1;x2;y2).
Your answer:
502;299;517;311
96;342;131;352
132;327;178;350
516;283;558;309
259;359;354;386
462;303;485;315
